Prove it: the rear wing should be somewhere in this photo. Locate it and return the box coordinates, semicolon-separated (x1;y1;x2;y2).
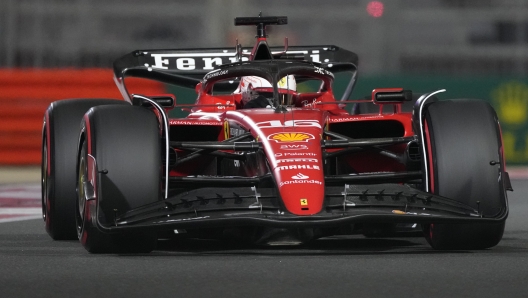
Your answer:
113;45;358;103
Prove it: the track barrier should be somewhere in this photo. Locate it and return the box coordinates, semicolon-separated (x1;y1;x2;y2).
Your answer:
0;69;163;165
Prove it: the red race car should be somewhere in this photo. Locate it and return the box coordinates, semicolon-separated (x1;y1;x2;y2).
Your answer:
42;16;511;253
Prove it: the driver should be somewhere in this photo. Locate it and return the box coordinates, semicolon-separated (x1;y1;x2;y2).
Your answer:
235;75;296;109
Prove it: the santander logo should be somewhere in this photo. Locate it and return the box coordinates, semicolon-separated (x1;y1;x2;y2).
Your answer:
292;173;309;180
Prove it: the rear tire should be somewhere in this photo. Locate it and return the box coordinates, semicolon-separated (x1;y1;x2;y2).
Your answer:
421;99;507;250
42;98;126;240
76;104;160;253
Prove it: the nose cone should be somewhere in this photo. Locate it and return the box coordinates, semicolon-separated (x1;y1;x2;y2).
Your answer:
247;109;327;215
273;164;324;215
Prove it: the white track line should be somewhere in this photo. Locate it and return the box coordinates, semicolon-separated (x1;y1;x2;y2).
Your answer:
0;208;41;215
0;215;41;223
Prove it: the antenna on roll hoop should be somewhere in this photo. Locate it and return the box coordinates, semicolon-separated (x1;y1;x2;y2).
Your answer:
234;14;288;38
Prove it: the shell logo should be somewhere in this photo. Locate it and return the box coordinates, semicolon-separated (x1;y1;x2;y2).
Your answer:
268;132;314;143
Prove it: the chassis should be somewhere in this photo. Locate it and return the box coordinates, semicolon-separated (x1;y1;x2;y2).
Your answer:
42;16;511;253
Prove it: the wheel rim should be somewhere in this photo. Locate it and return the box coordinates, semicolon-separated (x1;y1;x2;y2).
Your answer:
76;140;87;239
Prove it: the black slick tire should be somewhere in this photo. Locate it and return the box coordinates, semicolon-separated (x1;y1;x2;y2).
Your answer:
42;98;126;240
421;99;507;250
76;104;160;253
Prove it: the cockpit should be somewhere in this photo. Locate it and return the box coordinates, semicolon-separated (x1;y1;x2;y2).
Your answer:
195;60;338;111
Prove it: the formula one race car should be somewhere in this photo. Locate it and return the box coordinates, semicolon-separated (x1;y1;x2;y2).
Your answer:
42;16;511;253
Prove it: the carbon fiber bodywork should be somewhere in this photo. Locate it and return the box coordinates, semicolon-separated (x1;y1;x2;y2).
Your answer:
96;182;506;234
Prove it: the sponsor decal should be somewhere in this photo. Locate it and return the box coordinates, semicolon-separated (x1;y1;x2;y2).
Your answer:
301;98;318;108
329;116;384;122
292;173;309;180
170;120;222;125
216;100;232;110
268;132;314;143
275;152;317;157
278;165;320;171
204;69;229;81
150;53;243;70
279;179;322;187
314;66;334;77
276;158;318;163
300;198;308;206
280;144;309;150
148;50;324;71
278;77;288;88
233;152;244;168
256;120;321;129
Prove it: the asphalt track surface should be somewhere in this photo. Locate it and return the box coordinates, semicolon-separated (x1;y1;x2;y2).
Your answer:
1;180;527;298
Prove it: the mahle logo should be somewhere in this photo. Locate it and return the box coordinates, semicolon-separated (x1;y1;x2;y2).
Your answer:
492;81;528;126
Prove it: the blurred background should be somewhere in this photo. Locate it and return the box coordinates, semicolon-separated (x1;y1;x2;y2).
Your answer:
1;0;527;170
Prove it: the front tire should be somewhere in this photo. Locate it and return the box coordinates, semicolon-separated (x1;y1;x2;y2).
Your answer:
76;104;161;253
421;99;507;250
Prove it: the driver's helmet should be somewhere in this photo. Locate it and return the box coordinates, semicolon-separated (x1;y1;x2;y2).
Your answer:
236;75;296;107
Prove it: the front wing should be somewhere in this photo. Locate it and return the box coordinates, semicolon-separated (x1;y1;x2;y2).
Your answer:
94;183;507;233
